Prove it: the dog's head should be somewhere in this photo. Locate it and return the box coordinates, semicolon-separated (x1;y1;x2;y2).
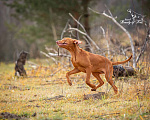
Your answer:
56;38;82;50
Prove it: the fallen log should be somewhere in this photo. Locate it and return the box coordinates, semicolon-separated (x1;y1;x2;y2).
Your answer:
113;65;136;78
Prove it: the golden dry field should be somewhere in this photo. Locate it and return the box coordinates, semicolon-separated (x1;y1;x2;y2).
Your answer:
0;60;149;120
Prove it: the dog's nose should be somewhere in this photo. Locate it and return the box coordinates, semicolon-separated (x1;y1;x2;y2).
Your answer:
56;41;59;44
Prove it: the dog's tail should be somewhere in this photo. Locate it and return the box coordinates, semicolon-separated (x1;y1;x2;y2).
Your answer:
112;55;132;65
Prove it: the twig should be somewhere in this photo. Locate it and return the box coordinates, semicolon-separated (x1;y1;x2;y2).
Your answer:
48;52;71;58
100;26;106;38
68;24;77;38
136;28;150;63
121;48;130;66
67;27;100;51
69;13;101;51
98;100;119;107
77;14;84;40
83;36;93;53
50;65;68;77
40;51;57;63
27;61;39;69
133;104;144;114
69;13;87;33
61;20;70;39
104;4;113;17
45;46;57;53
101;112;120;116
100;26;110;59
67;28;86;35
40;51;50;58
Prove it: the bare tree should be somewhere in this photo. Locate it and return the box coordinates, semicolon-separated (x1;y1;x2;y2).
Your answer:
89;7;136;68
136;27;150;63
61;13;101;51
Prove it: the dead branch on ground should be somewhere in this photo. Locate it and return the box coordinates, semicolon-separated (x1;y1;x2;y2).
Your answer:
27;61;39;69
40;51;57;64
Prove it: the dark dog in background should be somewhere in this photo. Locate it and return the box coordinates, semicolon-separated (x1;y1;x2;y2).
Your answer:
15;51;28;76
113;65;136;78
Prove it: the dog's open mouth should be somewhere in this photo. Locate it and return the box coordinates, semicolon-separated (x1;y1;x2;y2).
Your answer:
56;41;67;46
58;43;67;46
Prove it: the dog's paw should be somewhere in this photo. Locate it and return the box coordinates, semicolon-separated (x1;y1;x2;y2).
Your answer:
91;88;96;91
114;89;118;94
68;82;72;86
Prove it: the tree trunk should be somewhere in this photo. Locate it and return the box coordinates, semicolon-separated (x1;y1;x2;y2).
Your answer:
73;12;80;38
82;0;91;52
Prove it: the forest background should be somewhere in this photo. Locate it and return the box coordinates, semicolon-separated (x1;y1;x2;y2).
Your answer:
0;0;150;63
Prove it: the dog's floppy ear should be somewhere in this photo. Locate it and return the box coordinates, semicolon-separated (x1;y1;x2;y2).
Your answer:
73;39;82;45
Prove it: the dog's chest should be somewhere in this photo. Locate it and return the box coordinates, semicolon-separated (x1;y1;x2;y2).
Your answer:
71;59;86;72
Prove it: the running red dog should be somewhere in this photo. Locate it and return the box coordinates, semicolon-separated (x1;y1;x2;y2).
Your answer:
56;38;132;94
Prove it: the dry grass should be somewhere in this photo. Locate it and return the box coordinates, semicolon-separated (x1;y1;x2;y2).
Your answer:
0;61;150;120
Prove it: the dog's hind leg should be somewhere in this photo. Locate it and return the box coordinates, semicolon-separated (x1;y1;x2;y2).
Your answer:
92;72;104;91
105;68;118;94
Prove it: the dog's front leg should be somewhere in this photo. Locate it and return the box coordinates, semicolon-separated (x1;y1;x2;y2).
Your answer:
85;66;96;90
66;68;80;86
